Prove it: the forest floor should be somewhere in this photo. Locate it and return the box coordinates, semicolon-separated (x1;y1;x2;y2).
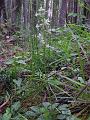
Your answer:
0;23;90;120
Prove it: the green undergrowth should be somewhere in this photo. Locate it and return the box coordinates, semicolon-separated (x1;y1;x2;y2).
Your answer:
0;24;90;120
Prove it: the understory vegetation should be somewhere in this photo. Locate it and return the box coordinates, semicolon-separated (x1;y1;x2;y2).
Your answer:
0;6;90;120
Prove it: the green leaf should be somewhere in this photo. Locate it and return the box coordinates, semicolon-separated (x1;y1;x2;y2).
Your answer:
68;12;77;17
57;114;67;120
17;114;28;120
13;79;22;87
30;106;40;113
11;101;21;111
42;102;51;108
87;116;90;120
5;59;14;65
67;116;81;120
39;107;46;113
37;115;44;120
78;77;85;84
47;79;61;86
61;110;71;115
51;103;59;110
60;75;84;86
16;60;26;65
25;111;37;117
58;104;68;111
2;108;11;120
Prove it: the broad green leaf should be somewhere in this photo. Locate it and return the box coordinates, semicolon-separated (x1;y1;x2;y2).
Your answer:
78;77;85;84
51;103;59;110
30;106;39;113
5;59;14;65
13;79;22;87
87;116;90;120
39;107;46;113
2;108;11;120
11;101;21;111
61;110;71;115
58;104;68;111
25;111;37;117
42;102;51;108
57;114;67;120
37;115;44;120
17;114;28;120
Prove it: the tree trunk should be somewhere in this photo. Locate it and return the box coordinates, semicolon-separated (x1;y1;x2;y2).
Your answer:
74;0;78;23
58;0;68;27
0;0;7;23
67;0;74;23
11;0;16;24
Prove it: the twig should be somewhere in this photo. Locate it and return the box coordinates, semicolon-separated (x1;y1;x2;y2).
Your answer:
76;106;88;117
49;85;58;101
69;99;90;104
0;99;9;113
75;78;90;99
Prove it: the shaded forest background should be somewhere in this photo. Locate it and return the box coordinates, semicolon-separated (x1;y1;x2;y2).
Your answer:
0;0;90;29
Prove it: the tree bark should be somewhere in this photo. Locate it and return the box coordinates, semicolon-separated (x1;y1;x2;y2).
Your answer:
0;0;7;23
22;0;30;28
58;0;68;27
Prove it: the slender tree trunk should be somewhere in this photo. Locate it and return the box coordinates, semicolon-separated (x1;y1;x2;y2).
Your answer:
52;0;59;26
48;0;53;21
4;0;12;22
11;0;16;24
22;0;28;28
67;0;74;23
31;0;36;29
58;0;68;27
0;0;7;23
74;0;78;23
85;0;90;25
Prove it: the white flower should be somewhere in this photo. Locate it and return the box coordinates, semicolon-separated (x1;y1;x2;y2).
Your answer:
38;7;45;12
36;24;40;29
44;19;50;25
35;12;38;17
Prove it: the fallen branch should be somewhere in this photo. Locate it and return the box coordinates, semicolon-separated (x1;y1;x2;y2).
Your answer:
0;99;9;113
